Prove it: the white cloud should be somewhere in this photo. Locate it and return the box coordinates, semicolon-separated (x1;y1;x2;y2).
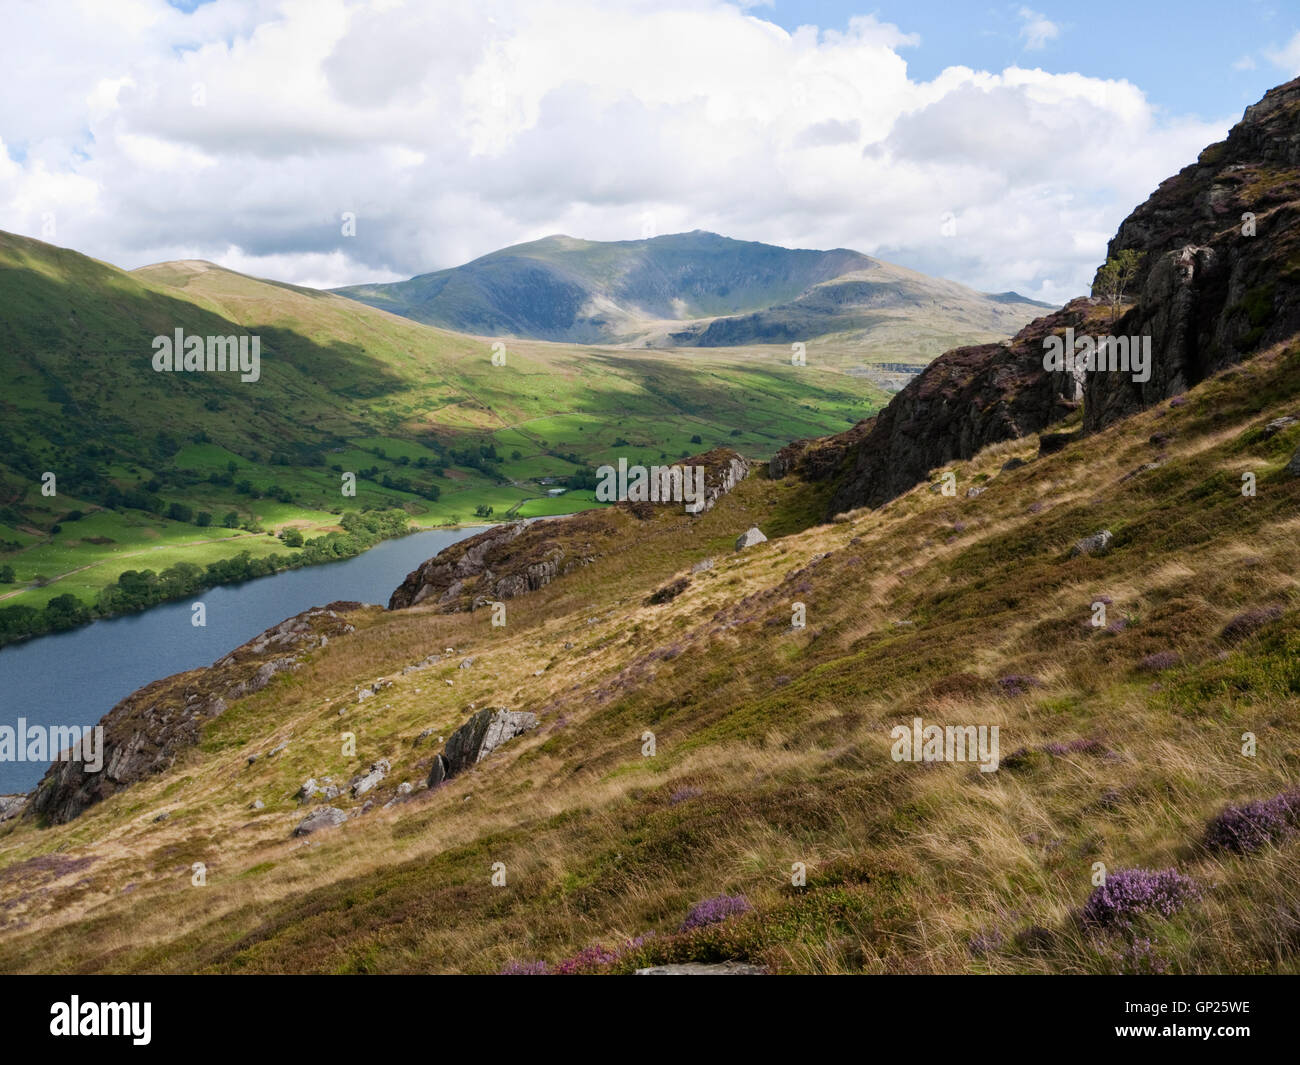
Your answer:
0;0;1231;305
1264;30;1300;76
1017;7;1060;51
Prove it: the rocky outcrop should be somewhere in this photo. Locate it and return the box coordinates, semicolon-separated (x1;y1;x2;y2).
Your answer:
826;301;1087;514
1085;77;1300;431
687;448;753;513
349;759;390;797
735;527;768;550
427;708;537;786
294;806;348;836
824;77;1300;518
769;419;874;482
389;449;752;613
387;516;601;612
25;607;360;825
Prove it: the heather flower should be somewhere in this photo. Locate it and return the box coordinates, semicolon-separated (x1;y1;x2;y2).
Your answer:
1203;789;1300;853
1113;937;1167;974
1137;651;1180;672
998;674;1041;696
1081;868;1200;928
552;944;620;974
968;928;1005;957
1220;605;1284;644
669;786;703;805
680;894;752;932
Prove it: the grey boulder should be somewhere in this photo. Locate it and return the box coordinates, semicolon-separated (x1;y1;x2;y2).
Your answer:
294;806;347;836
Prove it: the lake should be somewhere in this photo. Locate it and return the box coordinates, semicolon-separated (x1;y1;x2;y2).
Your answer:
0;525;485;793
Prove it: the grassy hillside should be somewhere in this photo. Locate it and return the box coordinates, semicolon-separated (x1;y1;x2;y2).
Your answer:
2;329;1297;974
0;232;887;637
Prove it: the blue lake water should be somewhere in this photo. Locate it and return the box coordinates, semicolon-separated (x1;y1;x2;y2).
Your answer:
0;526;483;793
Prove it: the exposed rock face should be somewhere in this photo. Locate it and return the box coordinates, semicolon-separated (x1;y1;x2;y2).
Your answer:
1288;448;1300;476
1086;77;1300;431
427;708;537;786
735;527;768;550
389;449;751;613
294;806;348;836
387;518;598;612
824;77;1300;518
25;607;359;825
825;301;1086;515
686;448;753;513
0;794;26;822
769;419;874;482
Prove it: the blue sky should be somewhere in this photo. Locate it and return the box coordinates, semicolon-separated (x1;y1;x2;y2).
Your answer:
6;0;1298;298
762;0;1297;118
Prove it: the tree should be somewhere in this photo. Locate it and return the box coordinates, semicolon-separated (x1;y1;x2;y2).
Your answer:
280;528;304;548
196;511;212;527
223;511;241;529
1093;249;1145;324
0;564;14;583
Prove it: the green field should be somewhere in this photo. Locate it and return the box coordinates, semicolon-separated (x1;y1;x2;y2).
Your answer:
0;232;893;635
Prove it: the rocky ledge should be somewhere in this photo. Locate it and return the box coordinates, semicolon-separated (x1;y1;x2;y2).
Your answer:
25;605;363;825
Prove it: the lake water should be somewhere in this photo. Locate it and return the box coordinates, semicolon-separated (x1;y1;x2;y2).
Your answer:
0;526;484;793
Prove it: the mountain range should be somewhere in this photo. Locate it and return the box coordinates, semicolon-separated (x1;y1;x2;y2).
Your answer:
334;230;1050;348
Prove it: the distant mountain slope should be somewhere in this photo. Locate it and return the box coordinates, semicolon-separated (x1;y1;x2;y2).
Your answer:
334;230;1048;348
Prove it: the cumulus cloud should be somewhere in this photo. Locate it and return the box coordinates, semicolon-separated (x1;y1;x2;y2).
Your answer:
1264;30;1300;76
0;0;1231;304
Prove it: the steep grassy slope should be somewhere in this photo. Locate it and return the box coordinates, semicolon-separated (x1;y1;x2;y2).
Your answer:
1;329;1297;974
0;234;885;634
334;230;1047;349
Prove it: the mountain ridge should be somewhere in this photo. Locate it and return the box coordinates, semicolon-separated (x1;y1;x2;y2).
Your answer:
333;229;1048;349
